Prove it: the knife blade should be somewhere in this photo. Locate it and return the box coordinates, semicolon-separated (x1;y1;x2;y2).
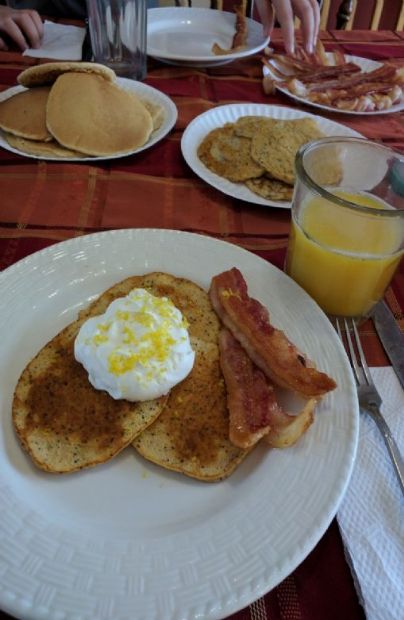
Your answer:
372;300;404;390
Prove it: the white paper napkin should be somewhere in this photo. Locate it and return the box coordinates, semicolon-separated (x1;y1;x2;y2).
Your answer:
23;20;86;61
337;367;404;620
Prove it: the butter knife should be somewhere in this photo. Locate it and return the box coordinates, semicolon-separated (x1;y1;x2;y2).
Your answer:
372;301;404;390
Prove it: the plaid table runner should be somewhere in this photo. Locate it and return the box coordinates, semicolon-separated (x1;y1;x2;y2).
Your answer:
0;26;403;620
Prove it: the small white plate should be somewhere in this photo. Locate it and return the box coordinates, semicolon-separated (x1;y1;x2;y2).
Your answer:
0;78;177;161
147;7;270;67
181;103;365;208
263;53;404;115
0;229;358;620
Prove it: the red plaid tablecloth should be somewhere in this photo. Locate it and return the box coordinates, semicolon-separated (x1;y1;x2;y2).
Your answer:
0;25;403;620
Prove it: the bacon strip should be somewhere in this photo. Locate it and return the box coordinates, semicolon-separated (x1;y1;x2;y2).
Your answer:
298;65;397;92
264;57;361;82
231;2;248;49
209;268;337;398
219;328;275;448
265;397;316;448
211;2;248;56
219;328;317;449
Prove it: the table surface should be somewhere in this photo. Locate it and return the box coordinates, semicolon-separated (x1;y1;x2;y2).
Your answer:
0;24;403;620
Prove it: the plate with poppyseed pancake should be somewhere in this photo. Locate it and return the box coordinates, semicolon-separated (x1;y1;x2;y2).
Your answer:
0;228;358;620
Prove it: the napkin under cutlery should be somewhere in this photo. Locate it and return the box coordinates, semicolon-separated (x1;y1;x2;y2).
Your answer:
337;367;404;620
23;20;86;61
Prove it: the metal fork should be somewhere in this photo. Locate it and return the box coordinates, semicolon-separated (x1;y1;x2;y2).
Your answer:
336;317;404;496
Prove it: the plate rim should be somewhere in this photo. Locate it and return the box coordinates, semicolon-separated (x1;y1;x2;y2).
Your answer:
263;53;404;116
147;6;270;63
181;102;366;209
0;228;359;620
0;79;178;161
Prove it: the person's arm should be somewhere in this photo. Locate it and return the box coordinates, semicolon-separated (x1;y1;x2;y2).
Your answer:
255;0;320;55
0;5;43;50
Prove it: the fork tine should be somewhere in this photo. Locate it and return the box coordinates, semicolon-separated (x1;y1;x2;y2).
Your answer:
342;318;362;385
351;318;373;386
335;317;359;384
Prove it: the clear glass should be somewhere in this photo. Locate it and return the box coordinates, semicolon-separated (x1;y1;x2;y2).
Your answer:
86;0;147;81
285;137;404;319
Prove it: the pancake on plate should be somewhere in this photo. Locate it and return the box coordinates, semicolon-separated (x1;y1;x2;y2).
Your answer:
5;133;85;158
134;336;250;481
12;272;221;475
0;86;52;141
46;73;154;156
79;272;221;344
232;115;278;138
140;98;165;131
17;61;116;88
250;117;325;185
197;115;326;201
197;123;264;182
245;174;294;201
13;319;168;474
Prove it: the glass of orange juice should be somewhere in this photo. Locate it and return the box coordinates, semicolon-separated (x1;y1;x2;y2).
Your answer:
285;137;404;318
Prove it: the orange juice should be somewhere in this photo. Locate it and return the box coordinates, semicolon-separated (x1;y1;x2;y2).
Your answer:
286;191;404;317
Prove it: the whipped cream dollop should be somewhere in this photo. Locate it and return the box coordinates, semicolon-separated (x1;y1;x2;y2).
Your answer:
74;289;195;401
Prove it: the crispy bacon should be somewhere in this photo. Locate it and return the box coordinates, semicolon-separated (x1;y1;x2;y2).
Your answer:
219;329;275;448
219;328;316;449
209;268;337;398
265;397;316;448
232;2;248;49
262;56;291;80
262;44;403;112
296;63;361;83
212;2;248;56
298;65;397;93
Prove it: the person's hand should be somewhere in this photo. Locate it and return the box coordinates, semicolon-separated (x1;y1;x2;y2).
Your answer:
0;6;43;51
255;0;320;56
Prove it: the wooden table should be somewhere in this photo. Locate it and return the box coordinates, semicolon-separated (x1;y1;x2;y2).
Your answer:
0;26;403;620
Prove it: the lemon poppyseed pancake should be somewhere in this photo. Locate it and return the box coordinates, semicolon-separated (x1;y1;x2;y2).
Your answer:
197;124;264;182
250;118;325;185
12;273;221;474
12;322;167;474
133;337;250;481
78;272;221;345
83;273;249;480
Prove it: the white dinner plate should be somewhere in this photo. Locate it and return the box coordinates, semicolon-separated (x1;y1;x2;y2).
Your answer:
0;79;177;161
181;103;365;208
147;7;270;67
263;53;404;116
0;229;358;620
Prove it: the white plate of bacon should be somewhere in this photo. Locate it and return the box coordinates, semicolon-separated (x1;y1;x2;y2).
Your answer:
262;47;404;114
0;229;358;620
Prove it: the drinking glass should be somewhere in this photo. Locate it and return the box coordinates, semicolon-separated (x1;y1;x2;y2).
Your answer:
285;137;404;319
86;0;147;80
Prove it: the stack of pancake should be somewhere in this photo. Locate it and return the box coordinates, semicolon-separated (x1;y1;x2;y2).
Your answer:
197;115;329;201
13;273;250;481
0;62;164;158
